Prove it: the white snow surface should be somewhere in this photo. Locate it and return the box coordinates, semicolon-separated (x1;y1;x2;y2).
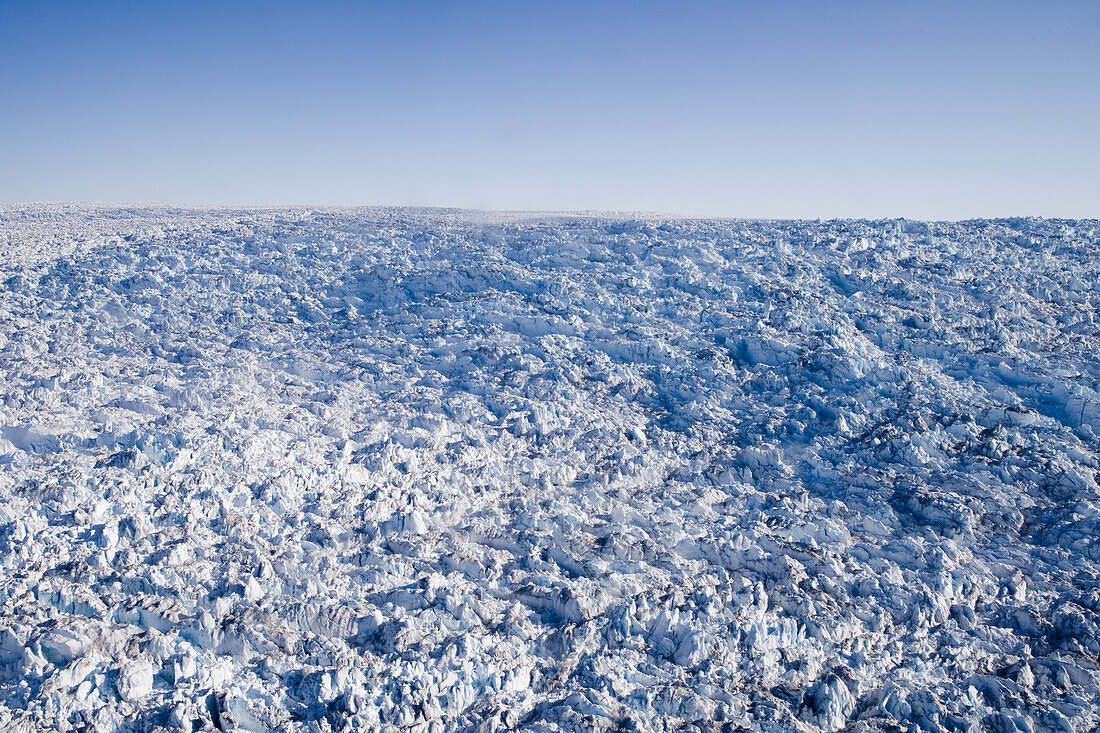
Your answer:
0;205;1098;732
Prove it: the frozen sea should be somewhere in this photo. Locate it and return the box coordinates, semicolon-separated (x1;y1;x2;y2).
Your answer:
0;205;1098;732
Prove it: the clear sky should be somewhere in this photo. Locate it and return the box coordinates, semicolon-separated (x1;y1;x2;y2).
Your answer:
2;1;1097;219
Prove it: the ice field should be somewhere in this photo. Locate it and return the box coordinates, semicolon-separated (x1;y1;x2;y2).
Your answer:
0;205;1098;732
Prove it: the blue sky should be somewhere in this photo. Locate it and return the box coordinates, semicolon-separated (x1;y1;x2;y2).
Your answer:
1;1;1097;219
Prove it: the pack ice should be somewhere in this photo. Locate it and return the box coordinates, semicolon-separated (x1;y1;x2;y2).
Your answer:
0;204;1098;733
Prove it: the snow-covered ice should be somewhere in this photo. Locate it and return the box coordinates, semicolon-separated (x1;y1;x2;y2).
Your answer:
0;204;1098;732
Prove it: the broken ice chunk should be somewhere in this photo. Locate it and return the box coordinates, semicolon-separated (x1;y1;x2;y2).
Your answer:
116;658;154;702
403;509;429;535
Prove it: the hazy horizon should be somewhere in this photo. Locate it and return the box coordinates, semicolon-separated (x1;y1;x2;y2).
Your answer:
5;200;1099;225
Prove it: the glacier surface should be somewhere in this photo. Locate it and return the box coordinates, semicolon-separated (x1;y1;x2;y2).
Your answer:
0;205;1098;732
